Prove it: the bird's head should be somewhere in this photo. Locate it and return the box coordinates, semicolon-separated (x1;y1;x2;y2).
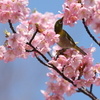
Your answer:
54;17;63;34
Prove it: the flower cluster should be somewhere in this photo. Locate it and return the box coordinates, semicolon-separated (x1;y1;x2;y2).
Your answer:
41;46;100;99
0;0;30;23
0;0;100;100
63;0;100;34
1;11;59;63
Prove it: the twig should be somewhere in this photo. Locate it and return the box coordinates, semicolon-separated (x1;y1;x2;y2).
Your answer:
26;43;49;62
26;28;49;62
29;28;38;44
47;52;52;58
90;84;93;93
82;19;100;46
26;49;34;52
49;63;76;86
78;87;98;100
35;52;52;68
62;65;66;72
8;20;16;33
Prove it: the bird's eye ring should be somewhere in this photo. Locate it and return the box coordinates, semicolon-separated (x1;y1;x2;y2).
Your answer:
59;21;63;24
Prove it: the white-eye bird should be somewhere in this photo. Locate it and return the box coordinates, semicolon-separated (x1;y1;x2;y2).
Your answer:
54;17;86;55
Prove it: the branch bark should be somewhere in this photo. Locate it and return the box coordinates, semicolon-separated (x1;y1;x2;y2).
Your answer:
8;20;16;33
82;19;100;46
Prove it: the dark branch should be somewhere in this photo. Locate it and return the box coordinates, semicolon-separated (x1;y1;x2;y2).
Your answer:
35;53;52;68
26;49;34;52
47;52;52;58
82;19;100;46
90;84;93;93
29;28;38;44
78;87;98;100
49;63;76;86
62;65;66;72
26;28;49;62
8;20;16;33
26;44;49;62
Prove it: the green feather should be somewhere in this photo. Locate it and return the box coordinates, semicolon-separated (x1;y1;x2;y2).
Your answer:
54;17;63;33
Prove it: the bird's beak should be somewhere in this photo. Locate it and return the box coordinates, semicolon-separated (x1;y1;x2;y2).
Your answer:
61;17;64;21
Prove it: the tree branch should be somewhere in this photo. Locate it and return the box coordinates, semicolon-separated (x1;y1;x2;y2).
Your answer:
82;19;100;46
29;28;38;44
90;84;93;93
49;63;76;86
35;53;52;68
26;27;49;62
26;29;99;100
26;43;49;62
8;19;16;33
47;52;52;58
78;87;98;100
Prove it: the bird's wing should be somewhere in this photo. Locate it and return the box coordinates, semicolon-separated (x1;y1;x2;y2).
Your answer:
63;30;76;45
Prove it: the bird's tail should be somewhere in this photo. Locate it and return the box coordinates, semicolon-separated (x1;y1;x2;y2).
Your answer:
75;46;87;55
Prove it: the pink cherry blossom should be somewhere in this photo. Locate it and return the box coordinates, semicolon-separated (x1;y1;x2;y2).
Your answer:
0;45;6;60
94;77;100;86
47;72;58;81
78;7;92;20
62;0;100;34
44;46;96;97
82;0;97;7
94;63;100;73
56;55;68;66
66;86;76;96
83;67;95;79
8;33;27;48
4;49;16;63
0;0;30;23
46;82;58;93
85;78;94;87
64;0;78;5
63;2;81;26
13;45;26;56
90;21;100;34
41;90;49;99
16;11;58;56
64;65;76;78
46;94;64;100
74;79;86;88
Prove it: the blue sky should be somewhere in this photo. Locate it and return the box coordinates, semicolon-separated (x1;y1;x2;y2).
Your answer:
0;0;100;100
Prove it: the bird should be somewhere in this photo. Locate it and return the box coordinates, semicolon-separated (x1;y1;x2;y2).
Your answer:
54;17;86;55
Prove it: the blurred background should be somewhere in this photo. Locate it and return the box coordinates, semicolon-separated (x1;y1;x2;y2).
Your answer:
0;0;100;100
